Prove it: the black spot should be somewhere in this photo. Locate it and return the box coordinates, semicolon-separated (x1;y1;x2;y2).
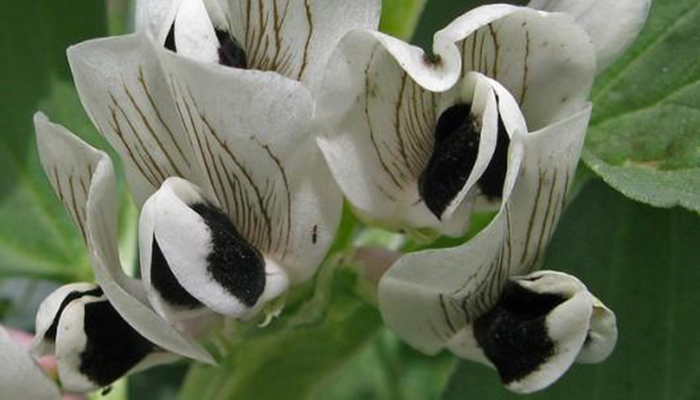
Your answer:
191;203;265;307
215;29;247;69
45;287;103;341
477;116;510;199
473;281;566;385
419;104;480;218
150;236;203;309
164;23;176;52
79;300;155;387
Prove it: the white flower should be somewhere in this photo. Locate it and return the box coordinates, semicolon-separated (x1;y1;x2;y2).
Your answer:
29;0;382;384
315;1;647;393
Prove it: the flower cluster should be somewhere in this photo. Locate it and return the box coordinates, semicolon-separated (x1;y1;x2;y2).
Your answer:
0;0;649;397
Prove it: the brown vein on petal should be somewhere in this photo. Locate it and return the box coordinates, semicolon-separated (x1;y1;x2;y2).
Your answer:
364;49;403;191
519;29;531;107
257;140;291;258
297;0;313;81
106;103;158;187
520;167;546;265
199;111;274;252
487;23;500;79
52;167;66;205
109;93;166;183
137;67;191;169
68;174;87;243
394;73;410;169
439;294;457;334
530;168;559;272
122;83;183;177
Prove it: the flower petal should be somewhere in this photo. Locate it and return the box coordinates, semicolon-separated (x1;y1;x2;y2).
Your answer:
575;294;617;363
139;177;288;319
378;104;591;354
157;51;342;283
174;0;220;64
0;324;60;400
317;35;510;235
67;33;208;206
446;271;610;393
528;0;651;73
440;5;596;130
32;282;102;358
223;0;380;88
53;293;178;392
34;114;214;363
135;0;182;42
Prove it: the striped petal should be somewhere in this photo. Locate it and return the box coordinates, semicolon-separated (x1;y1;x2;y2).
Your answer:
223;0;380;89
67;33;209;207
529;0;651;73
0;325;60;400
378;104;591;354
157;49;342;285
34;113;214;364
445;271;617;393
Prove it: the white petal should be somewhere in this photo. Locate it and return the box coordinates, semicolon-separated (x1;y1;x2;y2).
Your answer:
32;282;102;357
136;0;182;42
140;177;278;319
224;0;380;88
0;325;60;400
576;294;617;363
378;104;591;354
446;271;606;394
54;295;178;392
317;39;504;235
157;50;342;283
377;132;526;354
174;0;220;64
34;113;213;363
529;0;651;72
68;33;208;207
442;5;596;130
506;104;591;275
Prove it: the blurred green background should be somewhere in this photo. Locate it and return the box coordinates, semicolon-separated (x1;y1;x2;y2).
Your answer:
0;0;697;399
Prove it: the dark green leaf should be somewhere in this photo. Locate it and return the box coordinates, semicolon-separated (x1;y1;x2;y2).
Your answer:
443;180;700;399
586;0;700;212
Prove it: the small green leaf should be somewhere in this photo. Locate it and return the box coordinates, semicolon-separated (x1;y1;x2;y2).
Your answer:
442;180;700;399
380;0;429;39
586;0;700;212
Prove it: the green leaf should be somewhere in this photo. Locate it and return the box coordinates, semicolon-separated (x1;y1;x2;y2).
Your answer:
442;180;700;399
0;0;109;282
586;0;700;212
380;0;429;39
178;262;382;400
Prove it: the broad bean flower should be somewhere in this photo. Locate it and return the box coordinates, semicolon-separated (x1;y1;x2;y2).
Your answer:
318;0;648;393
18;0;381;393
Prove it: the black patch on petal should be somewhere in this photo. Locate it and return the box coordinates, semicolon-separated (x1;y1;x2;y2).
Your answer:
164;23;177;52
151;236;203;309
419;103;480;218
478;116;510;199
474;281;566;385
79;300;155;387
215;29;247;69
45;287;103;342
191;203;265;307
